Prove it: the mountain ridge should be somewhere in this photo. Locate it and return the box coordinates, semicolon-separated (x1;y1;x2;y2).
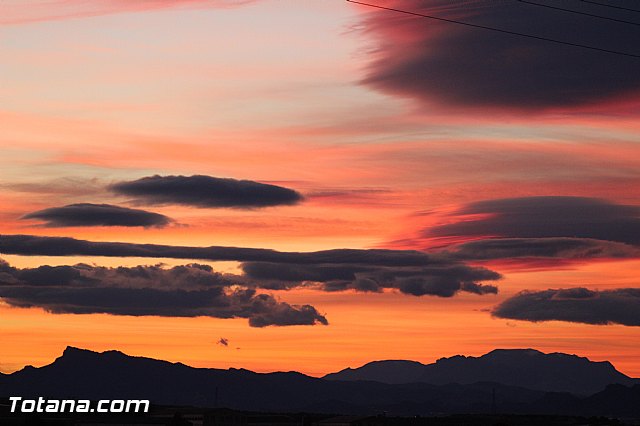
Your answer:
1;346;639;417
323;348;636;395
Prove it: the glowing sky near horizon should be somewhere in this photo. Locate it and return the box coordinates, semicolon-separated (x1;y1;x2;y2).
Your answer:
2;0;640;378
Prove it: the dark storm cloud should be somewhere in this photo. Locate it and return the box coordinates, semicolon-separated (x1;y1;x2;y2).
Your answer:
22;203;172;228
110;175;303;208
493;287;640;326
0;234;432;266
241;261;500;297
446;237;640;261
0;260;326;327
360;0;640;110
427;196;640;245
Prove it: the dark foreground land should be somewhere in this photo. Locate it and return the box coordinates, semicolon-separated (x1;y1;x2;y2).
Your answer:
0;403;636;426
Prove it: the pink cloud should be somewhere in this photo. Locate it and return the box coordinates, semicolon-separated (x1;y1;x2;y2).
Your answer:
1;0;255;25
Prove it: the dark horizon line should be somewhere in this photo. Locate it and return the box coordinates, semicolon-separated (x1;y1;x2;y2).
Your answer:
2;344;635;380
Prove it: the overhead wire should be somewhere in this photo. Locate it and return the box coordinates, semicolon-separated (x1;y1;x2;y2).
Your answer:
579;0;640;14
517;0;640;27
345;0;640;59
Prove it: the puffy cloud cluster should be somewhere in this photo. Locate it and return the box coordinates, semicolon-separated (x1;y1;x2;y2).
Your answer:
0;234;503;325
0;260;327;327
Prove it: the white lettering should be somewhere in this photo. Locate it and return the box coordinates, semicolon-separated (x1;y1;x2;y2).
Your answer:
22;400;35;413
97;400;110;412
45;400;60;413
111;400;125;412
76;400;90;413
60;400;75;412
36;396;46;412
9;396;21;413
7;397;149;413
126;400;150;413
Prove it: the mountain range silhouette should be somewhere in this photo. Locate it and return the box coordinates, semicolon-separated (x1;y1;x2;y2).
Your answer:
323;348;635;395
1;347;638;417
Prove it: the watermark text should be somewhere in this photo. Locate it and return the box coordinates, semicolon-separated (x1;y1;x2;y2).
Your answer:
9;396;149;413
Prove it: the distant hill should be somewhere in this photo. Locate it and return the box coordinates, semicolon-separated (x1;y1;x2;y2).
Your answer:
323;360;426;385
531;383;640;417
1;347;638;417
324;349;636;395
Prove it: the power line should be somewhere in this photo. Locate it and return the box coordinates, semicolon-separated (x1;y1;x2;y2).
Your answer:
518;0;640;27
346;0;640;59
579;0;640;14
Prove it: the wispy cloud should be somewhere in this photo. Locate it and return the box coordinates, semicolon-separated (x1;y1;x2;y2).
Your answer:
1;0;256;25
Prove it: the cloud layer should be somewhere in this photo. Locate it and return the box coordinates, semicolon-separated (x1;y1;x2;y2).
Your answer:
358;0;640;110
409;196;640;267
110;175;303;209
428;196;640;244
0;235;502;300
22;203;172;228
493;288;640;326
0;234;433;265
242;261;499;297
446;238;640;262
0;260;327;327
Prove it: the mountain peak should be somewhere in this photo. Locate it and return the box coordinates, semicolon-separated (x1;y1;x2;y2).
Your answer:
486;348;543;356
62;346;97;356
60;346;129;360
57;346;99;362
363;359;424;367
434;349;544;365
324;359;426;384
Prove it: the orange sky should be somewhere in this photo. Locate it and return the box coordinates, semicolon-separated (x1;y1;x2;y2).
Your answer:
2;0;640;379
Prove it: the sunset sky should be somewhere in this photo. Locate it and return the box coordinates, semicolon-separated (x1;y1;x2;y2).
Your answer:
2;0;640;378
